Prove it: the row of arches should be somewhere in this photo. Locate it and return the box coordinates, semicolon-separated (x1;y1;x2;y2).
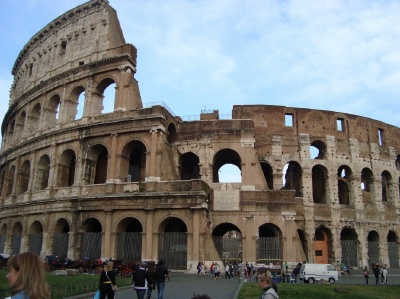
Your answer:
3;77;117;150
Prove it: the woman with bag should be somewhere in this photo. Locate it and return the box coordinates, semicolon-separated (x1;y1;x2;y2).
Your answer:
98;260;118;299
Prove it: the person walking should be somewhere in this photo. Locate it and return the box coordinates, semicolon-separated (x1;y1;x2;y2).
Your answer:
146;261;156;299
6;252;51;299
373;264;380;285
363;266;369;284
381;266;388;285
99;260;118;299
155;259;169;299
225;263;231;279
132;262;150;299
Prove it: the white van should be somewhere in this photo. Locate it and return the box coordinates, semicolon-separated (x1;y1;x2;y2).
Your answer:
299;263;338;284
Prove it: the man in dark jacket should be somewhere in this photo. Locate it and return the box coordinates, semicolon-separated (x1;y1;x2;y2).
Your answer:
155;259;169;299
132;262;150;299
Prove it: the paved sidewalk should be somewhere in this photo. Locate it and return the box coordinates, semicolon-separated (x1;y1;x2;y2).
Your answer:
68;273;243;299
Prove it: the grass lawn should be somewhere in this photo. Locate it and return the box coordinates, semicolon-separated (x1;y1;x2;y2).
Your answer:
238;281;400;299
0;269;132;299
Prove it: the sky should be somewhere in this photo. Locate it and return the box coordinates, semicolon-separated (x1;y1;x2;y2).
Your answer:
0;0;400;180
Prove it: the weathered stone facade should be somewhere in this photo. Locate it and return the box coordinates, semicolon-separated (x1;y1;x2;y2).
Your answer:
1;0;399;271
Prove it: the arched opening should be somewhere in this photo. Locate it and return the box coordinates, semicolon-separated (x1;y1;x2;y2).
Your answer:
312;165;327;203
387;231;399;269
17;160;30;194
121;141;146;182
361;168;374;203
256;224;282;265
102;82;116;114
80;218;102;259
314;227;332;264
212;223;242;264
53;218;70;258
395;155;400;171
167;123;177;144
58;149;76;187
5;166;15;196
116;218;143;263
310;140;326;159
29;103;41;134
85;145;108;184
0;224;7;253
34;155;50;191
67;86;85;121
367;231;380;267
260;161;273;190
0;167;5;198
15;111;26;139
340;227;358;267
381;171;392;202
11;223;22;254
7;120;15;145
158;217;187;270
282;161;303;197
45;94;61;129
212;149;242;183
338;165;352;205
29;221;43;256
297;229;307;261
180;152;200;180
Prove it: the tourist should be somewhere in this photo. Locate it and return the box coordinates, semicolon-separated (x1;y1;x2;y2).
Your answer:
258;272;279;299
132;262;150;299
225;262;232;279
6;252;50;299
373;263;380;285
146;261;156;299
381;266;388;285
155;259;169;299
363;266;369;284
99;260;118;299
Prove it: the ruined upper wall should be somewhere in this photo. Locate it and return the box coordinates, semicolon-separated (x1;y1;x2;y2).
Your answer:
10;0;127;104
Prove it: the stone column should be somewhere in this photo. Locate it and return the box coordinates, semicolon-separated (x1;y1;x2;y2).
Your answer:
191;208;200;266
48;143;58;189
108;133;118;182
145;210;154;261
104;210;113;258
27;150;38;200
148;128;159;180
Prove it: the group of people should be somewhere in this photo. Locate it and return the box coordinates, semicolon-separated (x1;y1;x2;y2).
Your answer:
365;262;389;285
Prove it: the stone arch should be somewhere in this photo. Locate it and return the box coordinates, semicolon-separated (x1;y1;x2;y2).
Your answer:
167;123;177;144
0;167;5;198
212;223;242;263
212;148;241;183
29;220;44;256
361;167;374;203
180;152;200;180
381;170;392;202
80;218;102;259
7;119;15;146
314;226;333;264
58;149;76;187
367;230;380;266
53;218;70;258
29;102;41;134
85;144;108;184
312;164;328;204
338;165;352;205
44;94;61;129
256;223;282;264
93;77;117;115
65;85;85;121
120;140;147;182
33;155;50;191
15;110;27;140
116;217;143;262
11;222;22;254
395;155;400;171
297;229;307;261
17;160;30;194
387;230;399;269
282;161;303;197
340;227;358;267
260;161;273;190
0;224;7;253
158;217;187;270
310;140;326;159
5;165;15;196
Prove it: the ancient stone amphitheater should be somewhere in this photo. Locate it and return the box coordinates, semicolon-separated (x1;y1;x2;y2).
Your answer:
0;0;399;272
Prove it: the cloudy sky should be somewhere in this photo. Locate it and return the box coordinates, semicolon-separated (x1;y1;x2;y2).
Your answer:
1;0;400;133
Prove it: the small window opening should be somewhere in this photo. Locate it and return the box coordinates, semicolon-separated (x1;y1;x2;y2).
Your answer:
60;41;67;56
337;118;344;131
285;113;293;127
29;63;33;76
79;61;84;66
378;128;384;146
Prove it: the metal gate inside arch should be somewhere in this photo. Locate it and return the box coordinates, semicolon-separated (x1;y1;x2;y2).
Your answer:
158;232;187;270
212;236;242;262
117;232;142;262
256;237;282;264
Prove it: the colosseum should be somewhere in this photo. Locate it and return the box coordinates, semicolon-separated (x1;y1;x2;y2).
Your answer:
0;0;399;272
